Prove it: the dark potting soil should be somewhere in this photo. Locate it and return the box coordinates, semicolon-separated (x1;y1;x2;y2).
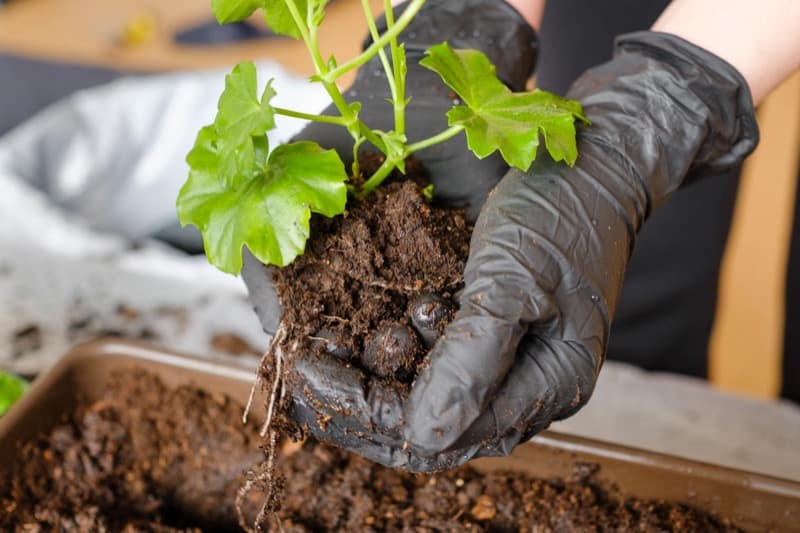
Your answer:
272;161;470;383
0;369;742;532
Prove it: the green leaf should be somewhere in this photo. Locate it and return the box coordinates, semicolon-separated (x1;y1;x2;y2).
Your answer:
178;132;348;273
420;42;588;169
377;130;407;173
216;62;276;153
421;183;434;201
211;62;277;180
0;372;27;416
212;0;262;23
263;0;309;39
179;61;346;273
211;0;328;36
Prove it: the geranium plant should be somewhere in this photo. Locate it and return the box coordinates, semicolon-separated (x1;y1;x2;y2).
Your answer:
176;0;588;274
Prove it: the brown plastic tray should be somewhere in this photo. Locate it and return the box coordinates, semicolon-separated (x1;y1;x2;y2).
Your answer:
1;339;799;531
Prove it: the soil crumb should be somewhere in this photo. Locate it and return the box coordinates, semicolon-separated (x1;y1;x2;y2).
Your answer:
12;324;42;359
210;332;261;357
0;369;742;532
273;168;470;379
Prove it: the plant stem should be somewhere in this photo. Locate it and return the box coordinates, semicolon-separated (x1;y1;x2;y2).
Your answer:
351;136;366;178
405;125;464;153
283;0;361;139
358;155;398;198
384;0;406;136
324;0;426;83
273;107;347;125
360;0;398;107
357;125;465;198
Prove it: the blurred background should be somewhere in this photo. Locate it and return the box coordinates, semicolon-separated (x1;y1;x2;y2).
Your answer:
0;0;798;478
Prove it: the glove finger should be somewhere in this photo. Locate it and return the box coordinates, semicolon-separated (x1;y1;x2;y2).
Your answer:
404;167;594;455
451;332;601;455
403;310;522;455
290;350;404;439
240;249;281;337
403;240;554;454
287;350;468;472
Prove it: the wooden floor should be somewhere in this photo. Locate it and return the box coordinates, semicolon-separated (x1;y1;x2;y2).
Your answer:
1;0;798;399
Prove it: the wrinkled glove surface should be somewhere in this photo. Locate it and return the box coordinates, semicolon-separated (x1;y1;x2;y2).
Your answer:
249;21;758;470
403;33;758;463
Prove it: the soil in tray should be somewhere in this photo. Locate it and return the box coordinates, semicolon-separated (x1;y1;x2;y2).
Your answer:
0;368;743;532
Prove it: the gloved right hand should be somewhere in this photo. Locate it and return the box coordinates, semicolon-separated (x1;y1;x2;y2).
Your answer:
401;31;760;462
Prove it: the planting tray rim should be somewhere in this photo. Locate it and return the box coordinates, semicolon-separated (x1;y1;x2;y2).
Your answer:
2;339;799;531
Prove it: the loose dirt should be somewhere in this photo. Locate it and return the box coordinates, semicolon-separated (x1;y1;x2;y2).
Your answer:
0;369;742;532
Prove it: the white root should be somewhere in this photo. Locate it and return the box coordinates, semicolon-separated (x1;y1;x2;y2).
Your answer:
235;470;259;532
236;321;293;533
254;431;280;528
243;364;261;425
260;342;283;437
279;340;297;404
243;324;287;425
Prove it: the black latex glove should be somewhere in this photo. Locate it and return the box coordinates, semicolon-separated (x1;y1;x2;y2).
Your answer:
241;0;537;470
401;32;759;462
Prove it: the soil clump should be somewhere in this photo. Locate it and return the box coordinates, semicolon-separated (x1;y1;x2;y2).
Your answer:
272;158;470;384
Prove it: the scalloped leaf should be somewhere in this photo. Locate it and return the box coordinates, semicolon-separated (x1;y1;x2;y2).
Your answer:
178;134;347;273
420;42;588;169
212;0;262;24
177;62;347;273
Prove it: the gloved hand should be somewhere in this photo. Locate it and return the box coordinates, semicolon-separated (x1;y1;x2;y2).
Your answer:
247;29;759;472
402;31;758;464
241;0;537;470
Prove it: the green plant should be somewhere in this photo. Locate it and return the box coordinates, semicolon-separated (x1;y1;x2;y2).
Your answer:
176;0;588;275
0;371;28;417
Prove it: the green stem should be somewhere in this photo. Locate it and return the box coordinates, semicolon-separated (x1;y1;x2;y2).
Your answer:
355;121;387;155
358;156;398;198
405;125;464;154
283;0;360;138
351;136;366;178
274;107;348;125
361;0;398;104
324;0;426;82
306;2;327;71
358;125;464;198
384;0;406;136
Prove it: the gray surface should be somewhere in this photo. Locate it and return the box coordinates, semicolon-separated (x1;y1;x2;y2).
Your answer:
551;363;800;481
0;54;122;137
0;239;268;376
